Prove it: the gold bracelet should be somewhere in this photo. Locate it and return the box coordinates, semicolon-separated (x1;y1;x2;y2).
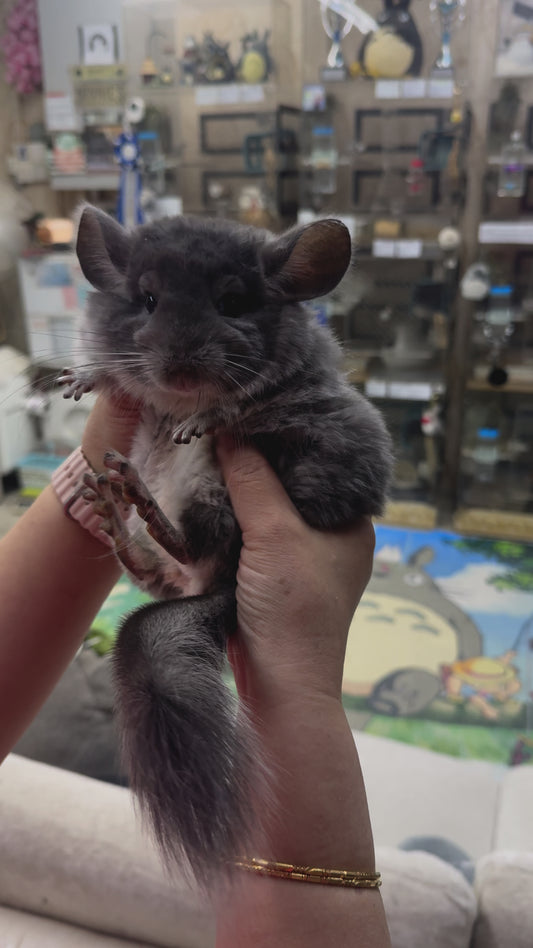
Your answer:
234;858;382;889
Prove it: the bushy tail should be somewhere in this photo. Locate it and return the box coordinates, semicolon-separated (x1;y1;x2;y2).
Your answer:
113;588;261;886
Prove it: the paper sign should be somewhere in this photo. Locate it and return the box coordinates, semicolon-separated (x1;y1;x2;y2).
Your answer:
396;239;423;258
372;240;396;257
45;93;78;131
195;83;265;106
388;381;433;400
375;80;401;99
365;379;388;398
402;79;427;98
427;78;455;99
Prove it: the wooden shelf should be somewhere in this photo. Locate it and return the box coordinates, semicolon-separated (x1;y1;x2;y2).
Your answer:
50;171;120;191
467;378;533;394
453;508;533;541
380;501;438;530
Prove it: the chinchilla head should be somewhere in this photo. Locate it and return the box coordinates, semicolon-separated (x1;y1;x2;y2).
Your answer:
75;206;351;414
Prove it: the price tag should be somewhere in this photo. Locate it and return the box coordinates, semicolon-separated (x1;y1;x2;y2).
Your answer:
427;78;455;99
45;93;78;131
372;240;396;257
375;80;401;99
401;79;427;98
365;378;388;398
396;239;423;258
388;382;433;400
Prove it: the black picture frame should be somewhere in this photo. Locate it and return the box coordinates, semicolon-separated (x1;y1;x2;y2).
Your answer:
200;112;263;155
352;168;441;208
354;107;445;154
521;169;533;212
200;104;300;155
525;106;533;150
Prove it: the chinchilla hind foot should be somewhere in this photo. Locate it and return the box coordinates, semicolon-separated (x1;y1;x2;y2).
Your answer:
112;588;264;888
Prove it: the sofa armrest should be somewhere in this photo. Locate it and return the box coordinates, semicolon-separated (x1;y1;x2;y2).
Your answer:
472;852;533;948
0;754;478;948
494;766;533;850
0;905;156;948
354;731;504;860
377;847;476;948
0;754;214;948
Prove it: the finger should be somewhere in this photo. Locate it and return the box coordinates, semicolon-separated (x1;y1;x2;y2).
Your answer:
216;434;299;533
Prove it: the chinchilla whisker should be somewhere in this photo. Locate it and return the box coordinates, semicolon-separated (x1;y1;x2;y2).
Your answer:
223;359;268;382
224;351;260;362
220;369;255;402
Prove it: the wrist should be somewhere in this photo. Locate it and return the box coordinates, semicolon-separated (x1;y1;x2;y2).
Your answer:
81;392;141;472
230;639;346;716
51;447;127;549
248;698;375;870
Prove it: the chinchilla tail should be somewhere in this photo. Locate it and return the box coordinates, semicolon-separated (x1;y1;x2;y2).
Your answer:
112;587;263;887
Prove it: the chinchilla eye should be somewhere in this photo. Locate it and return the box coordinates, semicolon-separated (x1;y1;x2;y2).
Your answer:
144;293;158;314
216;291;247;318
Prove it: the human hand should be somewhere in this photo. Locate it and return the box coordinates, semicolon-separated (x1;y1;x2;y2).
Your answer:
217;435;375;712
81;391;142;473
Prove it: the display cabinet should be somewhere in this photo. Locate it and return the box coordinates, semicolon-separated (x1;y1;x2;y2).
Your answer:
37;0;299;222
298;0;471;527
449;0;533;540
30;0;533;539
121;0;299;221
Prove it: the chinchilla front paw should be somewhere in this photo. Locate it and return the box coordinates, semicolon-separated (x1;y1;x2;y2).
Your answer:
57;367;95;401
172;414;215;444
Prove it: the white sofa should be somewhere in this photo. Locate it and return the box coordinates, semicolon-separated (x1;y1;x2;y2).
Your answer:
0;731;532;948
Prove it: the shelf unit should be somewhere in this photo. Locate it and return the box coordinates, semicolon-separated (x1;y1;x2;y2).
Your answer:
298;0;472;527
297;0;533;539
32;0;533;539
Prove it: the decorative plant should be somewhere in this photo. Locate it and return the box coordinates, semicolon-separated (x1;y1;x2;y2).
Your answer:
1;0;42;95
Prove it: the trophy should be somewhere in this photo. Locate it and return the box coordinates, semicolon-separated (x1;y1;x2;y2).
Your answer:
429;0;466;78
320;1;353;78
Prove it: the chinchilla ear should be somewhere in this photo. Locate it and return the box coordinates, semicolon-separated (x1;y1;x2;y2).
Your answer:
263;219;351;301
76;205;132;296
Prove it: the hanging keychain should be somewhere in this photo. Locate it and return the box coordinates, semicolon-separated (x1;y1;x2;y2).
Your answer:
115;97;146;228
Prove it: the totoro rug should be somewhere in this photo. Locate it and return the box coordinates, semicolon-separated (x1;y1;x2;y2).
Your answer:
344;524;533;766
88;524;533;767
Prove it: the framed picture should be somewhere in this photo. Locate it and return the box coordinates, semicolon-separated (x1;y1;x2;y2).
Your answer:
352;168;440;209
78;24;118;66
495;0;533;77
354;108;444;154
302;84;326;112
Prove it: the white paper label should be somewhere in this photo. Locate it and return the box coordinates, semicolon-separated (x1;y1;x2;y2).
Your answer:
195;83;265;106
427;78;455;99
401;79;427;98
372;240;396;257
365;379;388;398
45;94;78;131
396;239;423;258
375;80;401;99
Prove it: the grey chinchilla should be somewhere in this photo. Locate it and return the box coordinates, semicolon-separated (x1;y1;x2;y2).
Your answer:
64;206;393;887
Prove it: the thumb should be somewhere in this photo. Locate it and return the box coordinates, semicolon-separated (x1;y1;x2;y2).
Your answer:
216;434;298;534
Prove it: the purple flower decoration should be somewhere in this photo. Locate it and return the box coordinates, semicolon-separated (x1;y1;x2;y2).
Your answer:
1;0;42;95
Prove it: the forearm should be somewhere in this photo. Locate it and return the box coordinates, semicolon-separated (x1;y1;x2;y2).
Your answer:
0;484;120;761
217;697;391;948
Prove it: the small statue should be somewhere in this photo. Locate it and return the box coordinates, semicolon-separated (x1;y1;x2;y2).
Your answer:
196;33;235;83
180;35;201;85
236;30;272;83
359;0;423;78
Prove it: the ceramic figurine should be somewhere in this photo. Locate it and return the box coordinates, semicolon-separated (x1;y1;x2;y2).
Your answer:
359;0;423;78
180;35;200;85
236;30;272;83
196;33;235;84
